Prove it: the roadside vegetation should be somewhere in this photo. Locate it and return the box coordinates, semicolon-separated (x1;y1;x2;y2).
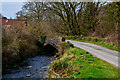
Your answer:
48;42;119;78
66;36;120;52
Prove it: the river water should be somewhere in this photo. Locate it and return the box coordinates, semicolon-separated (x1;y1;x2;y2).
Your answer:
2;55;54;79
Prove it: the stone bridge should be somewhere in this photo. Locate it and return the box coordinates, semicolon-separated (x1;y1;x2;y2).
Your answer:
44;36;63;49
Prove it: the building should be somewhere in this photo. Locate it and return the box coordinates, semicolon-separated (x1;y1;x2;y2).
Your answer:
0;18;27;27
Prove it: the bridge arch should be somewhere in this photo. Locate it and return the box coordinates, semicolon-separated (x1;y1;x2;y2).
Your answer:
44;44;58;56
44;36;63;49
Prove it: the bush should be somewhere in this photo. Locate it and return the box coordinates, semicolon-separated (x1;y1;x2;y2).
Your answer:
66;35;107;43
62;37;65;41
40;35;46;44
66;41;74;48
66;36;77;40
58;41;74;55
60;41;74;49
79;36;107;42
52;60;68;72
2;26;41;70
60;42;67;49
2;28;14;48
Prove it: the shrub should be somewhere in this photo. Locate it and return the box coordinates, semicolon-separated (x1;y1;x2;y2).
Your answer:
62;37;65;42
66;41;74;48
2;26;41;71
58;41;74;55
50;60;68;73
66;36;78;40
40;35;46;44
80;36;107;42
60;41;74;49
60;42;67;49
2;28;14;48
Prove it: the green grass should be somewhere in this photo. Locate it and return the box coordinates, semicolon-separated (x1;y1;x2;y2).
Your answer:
73;40;120;52
49;47;119;78
66;37;119;52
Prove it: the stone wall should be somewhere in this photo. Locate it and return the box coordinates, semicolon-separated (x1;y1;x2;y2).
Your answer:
44;37;62;49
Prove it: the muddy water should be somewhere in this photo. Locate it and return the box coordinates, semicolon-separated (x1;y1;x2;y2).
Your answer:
2;55;54;79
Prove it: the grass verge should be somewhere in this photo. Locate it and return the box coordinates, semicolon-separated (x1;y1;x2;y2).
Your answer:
67;39;120;52
48;47;119;78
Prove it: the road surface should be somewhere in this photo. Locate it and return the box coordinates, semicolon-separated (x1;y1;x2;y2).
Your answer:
67;40;119;68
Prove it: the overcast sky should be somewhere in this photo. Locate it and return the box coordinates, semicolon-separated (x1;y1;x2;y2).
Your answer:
1;2;24;19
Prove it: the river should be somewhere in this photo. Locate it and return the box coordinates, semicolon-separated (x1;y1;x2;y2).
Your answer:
2;55;54;79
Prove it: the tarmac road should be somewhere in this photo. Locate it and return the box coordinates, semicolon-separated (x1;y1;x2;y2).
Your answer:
67;40;119;68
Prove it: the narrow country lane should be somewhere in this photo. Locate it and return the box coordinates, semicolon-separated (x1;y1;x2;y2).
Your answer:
67;40;119;68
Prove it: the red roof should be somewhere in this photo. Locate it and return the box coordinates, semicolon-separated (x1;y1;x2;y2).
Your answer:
1;18;26;26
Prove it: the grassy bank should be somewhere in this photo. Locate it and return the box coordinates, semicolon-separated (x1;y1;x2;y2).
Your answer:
48;47;119;78
66;36;119;52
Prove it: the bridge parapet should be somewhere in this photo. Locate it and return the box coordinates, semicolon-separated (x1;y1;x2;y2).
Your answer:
44;36;63;49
